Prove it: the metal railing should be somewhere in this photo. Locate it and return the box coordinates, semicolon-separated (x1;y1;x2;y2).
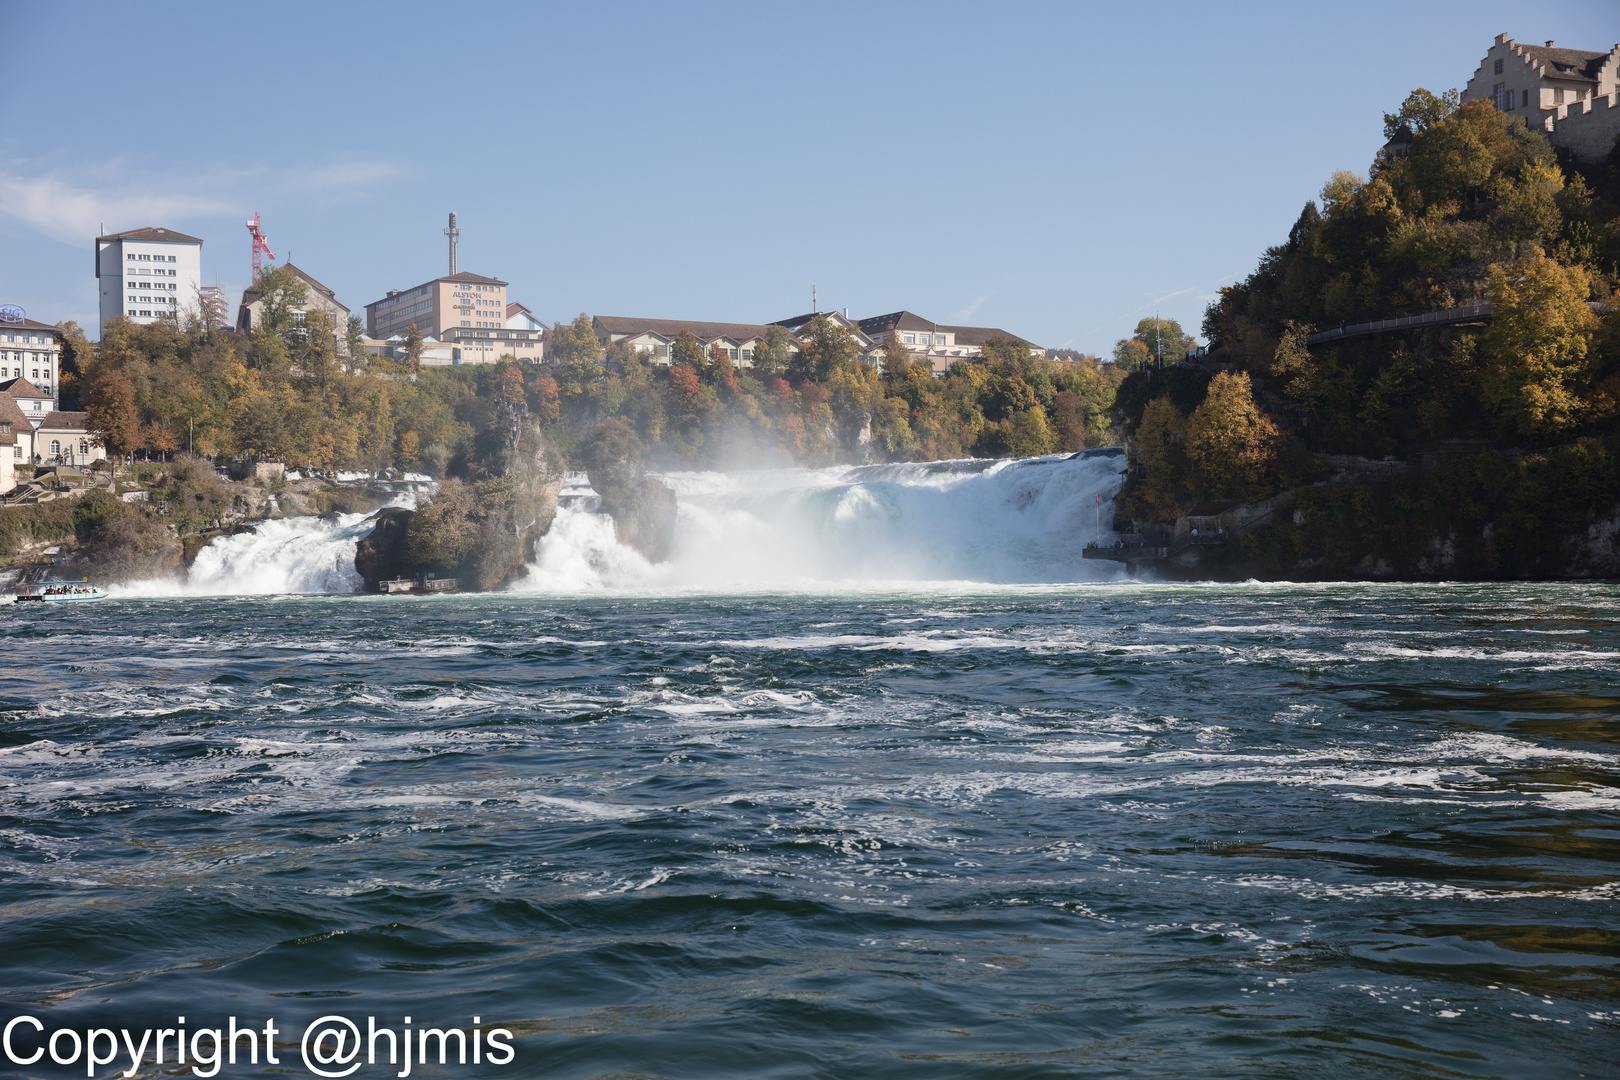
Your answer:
1305;301;1615;346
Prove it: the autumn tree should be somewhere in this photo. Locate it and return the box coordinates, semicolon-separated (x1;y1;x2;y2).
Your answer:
1132;317;1192;364
670;330;705;369
751;324;794;377
1112;337;1152;371
53;320;93;409
1051;390;1086;452
1184;372;1280;496
252;265;310;337
85;371;139;472
402;323;425;371
1481;247;1597;434
1382;87;1459;140
549;313;603;366
880;333;913;380
791;315;859;383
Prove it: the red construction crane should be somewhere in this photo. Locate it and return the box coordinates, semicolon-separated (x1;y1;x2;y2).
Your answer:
247;212;275;281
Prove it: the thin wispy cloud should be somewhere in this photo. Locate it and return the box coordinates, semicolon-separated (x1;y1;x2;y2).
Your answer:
1078;286;1197;340
0;158;408;246
0;176;233;245
951;293;993;323
285;160;410;191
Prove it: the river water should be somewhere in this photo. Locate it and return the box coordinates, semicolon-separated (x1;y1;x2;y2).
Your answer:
1;458;1616;1078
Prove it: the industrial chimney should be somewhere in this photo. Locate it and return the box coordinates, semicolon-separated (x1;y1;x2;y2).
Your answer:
445;212;460;276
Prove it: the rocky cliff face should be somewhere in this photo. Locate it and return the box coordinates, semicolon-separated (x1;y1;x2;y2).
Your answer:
581;419;678;563
353;423;566;592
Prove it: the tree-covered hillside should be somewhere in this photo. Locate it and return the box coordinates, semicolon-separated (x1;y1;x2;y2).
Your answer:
1118;94;1620;533
74;287;1127;475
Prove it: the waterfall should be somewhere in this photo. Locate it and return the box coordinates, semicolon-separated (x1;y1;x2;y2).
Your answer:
117;454;1126;596
119;488;425;597
516;450;1128;592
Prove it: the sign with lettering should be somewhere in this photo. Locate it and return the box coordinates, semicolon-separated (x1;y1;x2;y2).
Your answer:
0;305;24;323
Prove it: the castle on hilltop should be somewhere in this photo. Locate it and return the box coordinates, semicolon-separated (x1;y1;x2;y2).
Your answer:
1461;33;1620;159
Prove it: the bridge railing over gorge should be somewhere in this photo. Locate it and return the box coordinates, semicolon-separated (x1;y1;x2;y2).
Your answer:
1305;301;1616;346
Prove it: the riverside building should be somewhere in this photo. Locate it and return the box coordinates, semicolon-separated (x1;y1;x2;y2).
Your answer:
237;263;353;355
365;273;543;364
0;318;64;408
857;311;1041;375
94;226;204;336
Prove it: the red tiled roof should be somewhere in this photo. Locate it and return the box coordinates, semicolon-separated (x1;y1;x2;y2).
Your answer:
39;411;89;431
593;316;774;343
0;377;49;398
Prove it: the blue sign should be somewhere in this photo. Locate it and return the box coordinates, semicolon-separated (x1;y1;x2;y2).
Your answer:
0;305;23;324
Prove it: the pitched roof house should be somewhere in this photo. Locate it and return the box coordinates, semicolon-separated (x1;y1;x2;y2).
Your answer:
35;411;104;466
0;392;33;466
1;377;53;428
592;315;786;367
237;262;353;355
857;311;1041;374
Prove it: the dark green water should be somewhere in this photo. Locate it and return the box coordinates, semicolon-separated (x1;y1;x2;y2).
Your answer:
1;582;1617;1077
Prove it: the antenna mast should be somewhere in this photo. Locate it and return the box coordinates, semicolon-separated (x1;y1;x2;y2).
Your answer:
246;212;275;281
445;212;460;275
812;285;817;314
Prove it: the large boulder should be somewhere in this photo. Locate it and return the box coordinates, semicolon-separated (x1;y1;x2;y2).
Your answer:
351;422;567;592
354;506;414;590
582;419;678;562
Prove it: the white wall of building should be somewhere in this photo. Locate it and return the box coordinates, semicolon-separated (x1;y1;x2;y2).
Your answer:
96;233;203;337
1;323;63;408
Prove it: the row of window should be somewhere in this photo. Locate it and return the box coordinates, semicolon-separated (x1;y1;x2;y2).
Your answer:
130;268;178;277
1;334;50;345
4;352;49;362
45;440;93;456
901;333;949;346
2;367;51;380
128;295;176;304
127;253;178;262
375;285;429;312
127;309;160;317
381;299;432;322
131;282;177;290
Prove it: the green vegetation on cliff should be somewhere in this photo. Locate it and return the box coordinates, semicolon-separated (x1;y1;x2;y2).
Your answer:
1115;93;1620;577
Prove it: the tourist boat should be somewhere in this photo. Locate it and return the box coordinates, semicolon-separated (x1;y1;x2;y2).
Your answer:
13;579;108;603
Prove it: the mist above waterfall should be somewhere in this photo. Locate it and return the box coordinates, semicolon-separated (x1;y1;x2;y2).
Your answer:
517;451;1127;592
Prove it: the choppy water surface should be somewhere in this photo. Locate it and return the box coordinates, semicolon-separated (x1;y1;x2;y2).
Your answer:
2;582;1617;1078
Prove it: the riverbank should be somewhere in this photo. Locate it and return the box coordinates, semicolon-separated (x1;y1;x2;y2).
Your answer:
0;458;417;585
1104;441;1620;582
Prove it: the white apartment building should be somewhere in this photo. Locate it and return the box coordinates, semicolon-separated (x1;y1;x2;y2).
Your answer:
95;226;204;336
0;319;63;408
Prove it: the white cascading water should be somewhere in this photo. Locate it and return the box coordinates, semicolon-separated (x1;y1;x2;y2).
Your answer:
517;450;1128;592
119;489;425;597
118;453;1125;596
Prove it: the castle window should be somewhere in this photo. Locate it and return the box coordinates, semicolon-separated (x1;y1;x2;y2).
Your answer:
1494;58;1504;75
1523;89;1530;109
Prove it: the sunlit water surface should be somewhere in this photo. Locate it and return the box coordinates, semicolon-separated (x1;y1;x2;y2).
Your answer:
1;582;1617;1078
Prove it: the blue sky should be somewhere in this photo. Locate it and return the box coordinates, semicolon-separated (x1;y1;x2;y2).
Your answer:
1;1;1613;351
